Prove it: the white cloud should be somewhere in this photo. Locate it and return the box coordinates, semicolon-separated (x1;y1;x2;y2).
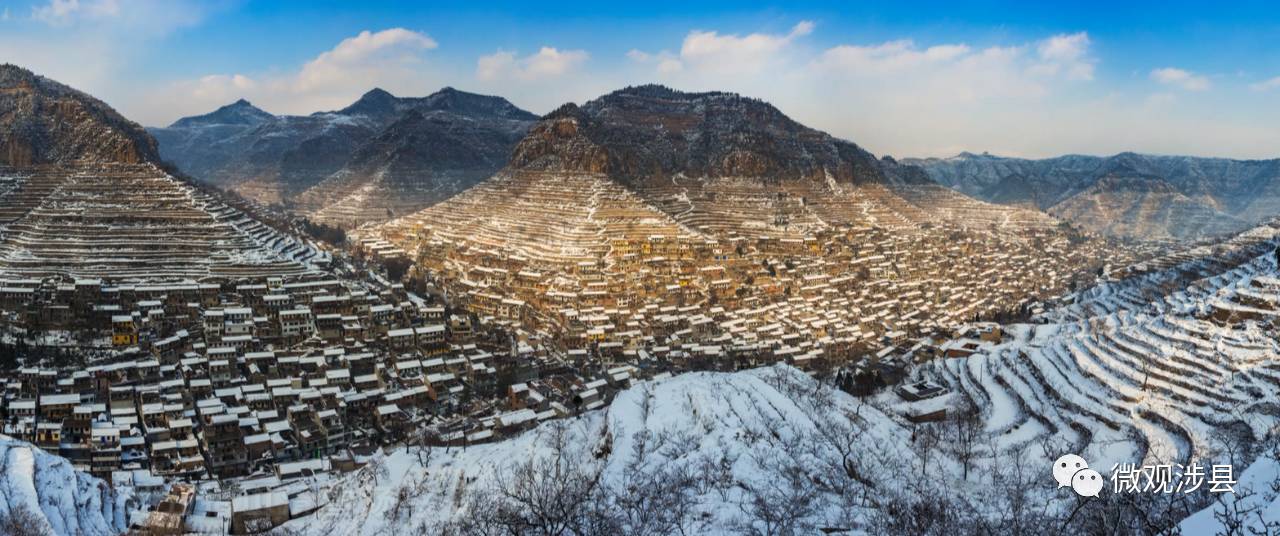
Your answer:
790;20;815;37
609;24;1280;159
809;39;1056;105
177;74;257;103
638;25;1091;111
816;40;972;74
626;48;682;73
31;0;89;25
293;28;436;93
615;28;1111;157
656;58;683;74
28;0;197;33
477;47;588;81
1031;32;1095;80
1150;67;1210;91
2;7;11;21
145;28;443;124
1250;76;1280;92
666;20;815;75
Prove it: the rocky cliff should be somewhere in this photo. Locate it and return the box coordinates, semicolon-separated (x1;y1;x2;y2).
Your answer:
510;85;918;187
0;64;159;166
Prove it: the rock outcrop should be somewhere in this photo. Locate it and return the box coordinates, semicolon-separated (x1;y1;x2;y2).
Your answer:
510;85;910;187
0;64;159;166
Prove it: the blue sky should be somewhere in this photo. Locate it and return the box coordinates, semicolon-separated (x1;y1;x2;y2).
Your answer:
2;0;1279;158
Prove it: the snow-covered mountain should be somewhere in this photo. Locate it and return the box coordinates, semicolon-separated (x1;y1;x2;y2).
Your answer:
0;436;135;536
169;99;276;129
292;88;539;226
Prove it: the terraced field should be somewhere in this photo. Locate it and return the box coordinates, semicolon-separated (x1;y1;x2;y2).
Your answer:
384;168;1070;269
382;170;694;266
300;169;490;228
634;176;1057;239
0;163;325;279
910;223;1280;471
1047;223;1280;322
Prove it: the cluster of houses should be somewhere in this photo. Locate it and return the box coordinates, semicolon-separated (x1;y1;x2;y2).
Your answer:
0;272;646;534
370;218;1150;376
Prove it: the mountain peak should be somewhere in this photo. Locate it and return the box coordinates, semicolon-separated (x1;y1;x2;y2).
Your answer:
356;87;397;103
418;87;539;121
0;63;37;84
511;85;898;186
334;88;402;119
954;151;999;160
604;84;737;102
170;98;274;128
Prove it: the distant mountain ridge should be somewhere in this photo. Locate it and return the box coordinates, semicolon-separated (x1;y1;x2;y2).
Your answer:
294;89;539;225
150;87;538;225
906;151;1280;240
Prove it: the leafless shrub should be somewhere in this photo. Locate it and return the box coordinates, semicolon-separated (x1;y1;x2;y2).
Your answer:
0;505;51;536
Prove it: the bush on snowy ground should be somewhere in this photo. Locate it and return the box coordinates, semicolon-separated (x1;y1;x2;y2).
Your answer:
0;505;52;536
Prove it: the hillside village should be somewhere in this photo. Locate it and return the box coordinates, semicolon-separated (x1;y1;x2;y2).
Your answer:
368;172;1159;374
0;210;1165;534
0;267;630;533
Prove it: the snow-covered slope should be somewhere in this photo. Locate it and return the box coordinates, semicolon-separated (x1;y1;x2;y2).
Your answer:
1180;450;1280;534
279;366;933;535
0;436;134;536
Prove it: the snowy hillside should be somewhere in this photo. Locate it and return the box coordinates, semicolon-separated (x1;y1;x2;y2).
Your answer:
0;436;134;536
276;363;1120;535
278;366;938;535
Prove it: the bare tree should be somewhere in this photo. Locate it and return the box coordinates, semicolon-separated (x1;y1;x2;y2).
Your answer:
604;429;706;536
732;449;822;536
948;400;983;481
913;422;941;476
0;505;52;536
439;422;612;536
